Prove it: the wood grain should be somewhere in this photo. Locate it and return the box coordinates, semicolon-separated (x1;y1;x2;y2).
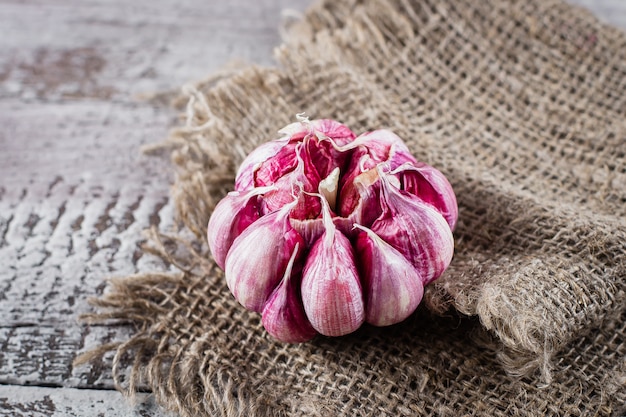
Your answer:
0;0;624;415
0;100;173;326
0;324;137;389
0;0;310;413
0;385;160;417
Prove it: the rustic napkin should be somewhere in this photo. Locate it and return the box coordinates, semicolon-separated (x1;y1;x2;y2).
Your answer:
79;0;626;415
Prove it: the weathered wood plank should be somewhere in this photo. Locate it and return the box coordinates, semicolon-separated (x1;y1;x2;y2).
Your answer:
0;99;174;326
0;385;167;417
0;0;310;102
0;0;311;326
0;0;310;398
0;324;137;389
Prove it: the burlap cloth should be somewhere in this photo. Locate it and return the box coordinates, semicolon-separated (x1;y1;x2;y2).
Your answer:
77;0;626;415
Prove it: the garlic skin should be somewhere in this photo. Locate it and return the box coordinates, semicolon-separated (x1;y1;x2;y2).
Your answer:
262;243;317;343
301;198;365;337
235;138;294;191
235;118;355;193
225;200;305;312
209;118;457;343
393;162;458;231
207;186;273;269
354;224;424;327
261;142;322;219
372;173;454;285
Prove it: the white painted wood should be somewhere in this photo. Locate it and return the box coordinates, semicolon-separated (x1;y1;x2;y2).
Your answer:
0;0;624;416
0;99;174;326
567;0;626;27
0;0;310;101
0;0;311;414
0;324;140;389
0;385;168;417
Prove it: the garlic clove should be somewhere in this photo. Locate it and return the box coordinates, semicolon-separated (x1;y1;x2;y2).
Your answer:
354;224;424;326
337;147;373;217
352;130;417;169
318;167;340;212
393;162;458;231
372;172;454;285
235;137;295;191
261;171;321;219
303;118;357;147
277;118;355;173
301;197;365;336
207;186;273;269
225;200;305;312
262;242;317;343
337;162;383;234
253;143;301;188
261;141;322;219
306;139;344;187
337;130;415;219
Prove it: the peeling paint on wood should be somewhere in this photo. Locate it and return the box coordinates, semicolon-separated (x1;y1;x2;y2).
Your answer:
0;385;167;417
0;1;312;414
0;325;139;389
0;0;312;101
0;100;175;326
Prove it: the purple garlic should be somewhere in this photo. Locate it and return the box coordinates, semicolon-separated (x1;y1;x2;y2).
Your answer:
208;117;457;342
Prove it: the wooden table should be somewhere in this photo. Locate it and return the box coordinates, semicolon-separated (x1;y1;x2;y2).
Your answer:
0;0;624;415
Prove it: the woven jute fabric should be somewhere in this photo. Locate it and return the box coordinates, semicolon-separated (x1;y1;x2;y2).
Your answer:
78;0;626;415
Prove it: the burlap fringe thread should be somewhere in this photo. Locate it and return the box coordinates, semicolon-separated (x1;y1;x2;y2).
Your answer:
76;0;626;415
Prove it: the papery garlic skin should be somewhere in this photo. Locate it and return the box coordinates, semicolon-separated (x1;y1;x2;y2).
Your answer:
301;199;365;337
393;162;458;230
373;173;454;285
261;142;322;219
235;119;355;194
225;200;305;312
208;118;457;343
262;243;317;343
235;138;294;191
354;224;424;327
207;186;273;269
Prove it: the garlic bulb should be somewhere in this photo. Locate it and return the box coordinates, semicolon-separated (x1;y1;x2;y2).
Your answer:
208;118;457;342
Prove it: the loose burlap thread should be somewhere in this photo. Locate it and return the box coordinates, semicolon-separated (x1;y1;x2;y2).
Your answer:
76;0;626;415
